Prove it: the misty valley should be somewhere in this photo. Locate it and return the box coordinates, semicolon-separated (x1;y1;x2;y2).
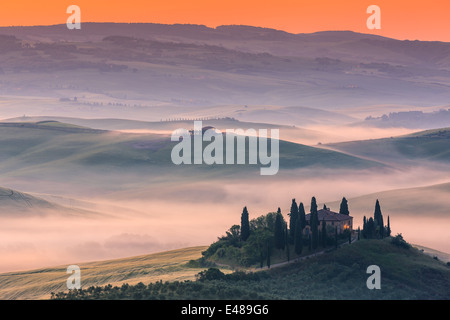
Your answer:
0;22;448;301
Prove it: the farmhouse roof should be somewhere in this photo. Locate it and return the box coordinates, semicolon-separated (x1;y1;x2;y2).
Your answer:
305;209;352;222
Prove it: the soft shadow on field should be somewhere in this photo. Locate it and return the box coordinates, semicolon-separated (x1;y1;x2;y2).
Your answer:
0;246;208;300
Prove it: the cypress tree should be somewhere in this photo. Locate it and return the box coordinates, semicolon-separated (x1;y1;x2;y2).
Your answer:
339;197;350;215
240;206;250;241
274;212;285;250
289;199;299;244
294;218;303;255
387;216;391;237
374;200;384;238
367;217;376;239
298;202;306;230
311;197;319;250
362;216;367;239
311;197;319;226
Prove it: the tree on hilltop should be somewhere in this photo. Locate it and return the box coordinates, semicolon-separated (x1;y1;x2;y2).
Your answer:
241;206;250;241
289;199;299;244
339;197;349;215
310;197;319;250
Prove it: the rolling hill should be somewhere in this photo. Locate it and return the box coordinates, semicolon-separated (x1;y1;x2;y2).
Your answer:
2;239;449;300
4;108;356;132
3;115;350;145
0;246;208;300
324;127;450;165
0;185;102;217
0;24;449;109
0;121;382;180
46;239;450;300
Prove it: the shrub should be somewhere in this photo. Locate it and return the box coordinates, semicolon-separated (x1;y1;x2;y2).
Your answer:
391;233;411;249
196;268;225;281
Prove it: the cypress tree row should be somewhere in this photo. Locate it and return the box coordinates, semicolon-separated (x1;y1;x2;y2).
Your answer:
240;206;250;241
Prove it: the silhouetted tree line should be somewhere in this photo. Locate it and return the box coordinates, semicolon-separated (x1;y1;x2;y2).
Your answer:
361;199;391;239
203;196;353;268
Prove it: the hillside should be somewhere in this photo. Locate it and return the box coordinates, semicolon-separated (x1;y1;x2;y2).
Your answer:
0;246;208;300
4;113;354;141
324;127;450;165
0;185;101;217
0;121;382;181
0;24;449;108
50;239;450;300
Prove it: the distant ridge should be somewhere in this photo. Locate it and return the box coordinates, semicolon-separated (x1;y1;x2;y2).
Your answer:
0;186;102;217
0;23;393;42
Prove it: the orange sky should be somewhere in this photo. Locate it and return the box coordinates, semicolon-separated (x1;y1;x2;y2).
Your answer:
1;0;449;42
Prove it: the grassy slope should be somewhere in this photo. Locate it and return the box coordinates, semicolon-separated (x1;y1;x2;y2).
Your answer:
326;127;450;164
51;239;450;300
0;246;208;300
0;185;102;217
0;122;380;179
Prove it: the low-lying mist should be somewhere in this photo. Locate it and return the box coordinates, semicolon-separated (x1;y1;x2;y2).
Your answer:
1;165;449;273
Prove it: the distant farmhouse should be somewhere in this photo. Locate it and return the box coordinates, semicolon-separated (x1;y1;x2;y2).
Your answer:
305;208;353;235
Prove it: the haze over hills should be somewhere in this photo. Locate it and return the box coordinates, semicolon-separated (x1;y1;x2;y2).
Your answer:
0;121;382;195
324;127;450;166
0;23;449;108
0;22;449;288
0;185;102;217
355;109;450;129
